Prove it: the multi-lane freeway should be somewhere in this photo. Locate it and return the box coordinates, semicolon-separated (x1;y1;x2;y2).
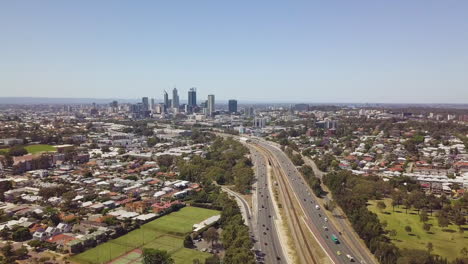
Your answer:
249;146;286;264
250;138;376;264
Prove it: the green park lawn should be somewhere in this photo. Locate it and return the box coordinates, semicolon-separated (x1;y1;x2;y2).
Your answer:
0;144;56;154
71;207;219;264
171;248;213;264
145;207;220;235
25;144;56;153
368;198;468;260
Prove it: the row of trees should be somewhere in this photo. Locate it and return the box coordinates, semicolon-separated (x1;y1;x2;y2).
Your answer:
323;171;467;264
313;153;338;172
0;242;28;264
388;177;467;231
298;165;324;197
189;178;256;262
284;147;304;166
323;170;400;264
177;136;256;263
178;137;254;194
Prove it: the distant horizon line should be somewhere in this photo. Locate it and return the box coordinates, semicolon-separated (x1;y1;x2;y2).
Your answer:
0;96;467;107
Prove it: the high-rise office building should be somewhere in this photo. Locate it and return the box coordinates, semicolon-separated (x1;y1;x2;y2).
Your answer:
150;98;155;110
163;91;169;109
228;99;237;113
155;103;164;114
172;88;179;109
253;117;267;128
207;94;215;116
142;97;149;111
188;88;197;107
245;107;254;117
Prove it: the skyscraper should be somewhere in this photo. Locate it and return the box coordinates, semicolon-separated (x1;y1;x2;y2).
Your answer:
142;97;149;111
188;88;197;107
228;99;237;113
172;88;179;109
163;91;169;109
207;94;215;116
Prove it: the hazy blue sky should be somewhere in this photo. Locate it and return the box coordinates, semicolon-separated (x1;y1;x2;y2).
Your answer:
1;1;467;103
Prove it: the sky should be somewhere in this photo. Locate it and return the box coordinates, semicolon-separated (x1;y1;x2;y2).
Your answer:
1;1;467;103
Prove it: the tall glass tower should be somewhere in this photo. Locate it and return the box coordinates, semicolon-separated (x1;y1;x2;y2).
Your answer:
207;94;215;116
172;88;179;108
188;87;197;107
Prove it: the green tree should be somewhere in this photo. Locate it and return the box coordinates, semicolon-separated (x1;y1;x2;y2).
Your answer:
14;246;28;259
0;242;14;262
101;146;110;152
204;255;221;264
426;242;433;254
12;227;32;242
0;226;10;240
423;223;431;232
377;201;387;212
8;146;27;156
142;248;174;264
203;227;219;248
157;155;174;169
224;247;256;264
461;247;468;257
437;213;450;227
183;235;194;248
403;199;411;214
419;210;428;222
404;226;412;233
147;137;160;147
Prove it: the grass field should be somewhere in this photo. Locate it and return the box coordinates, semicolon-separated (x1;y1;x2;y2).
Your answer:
0;144;56;154
368;198;468;260
25;144;56;153
71;207;220;264
144;207;221;235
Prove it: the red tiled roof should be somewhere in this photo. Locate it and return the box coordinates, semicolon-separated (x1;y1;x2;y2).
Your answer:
47;234;76;244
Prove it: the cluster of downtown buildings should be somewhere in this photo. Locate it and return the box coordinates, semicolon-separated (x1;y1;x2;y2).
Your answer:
123;87;238;119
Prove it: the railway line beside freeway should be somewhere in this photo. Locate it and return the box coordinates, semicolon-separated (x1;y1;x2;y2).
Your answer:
248;138;377;264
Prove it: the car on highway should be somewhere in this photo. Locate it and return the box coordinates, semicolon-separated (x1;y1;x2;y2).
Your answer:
315;205;320;210
346;254;354;261
337;250;342;256
331;234;339;244
323;226;328;231
324;217;328;222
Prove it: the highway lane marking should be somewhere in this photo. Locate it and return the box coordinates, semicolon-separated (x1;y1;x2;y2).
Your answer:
272;151;336;264
250;145;290;264
302;156;377;264
264;153;292;264
300;216;336;264
259;142;372;264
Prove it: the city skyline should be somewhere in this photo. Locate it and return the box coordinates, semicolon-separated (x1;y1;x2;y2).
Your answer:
1;1;468;103
1;1;468;264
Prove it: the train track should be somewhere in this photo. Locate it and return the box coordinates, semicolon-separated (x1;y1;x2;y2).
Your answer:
252;143;319;264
